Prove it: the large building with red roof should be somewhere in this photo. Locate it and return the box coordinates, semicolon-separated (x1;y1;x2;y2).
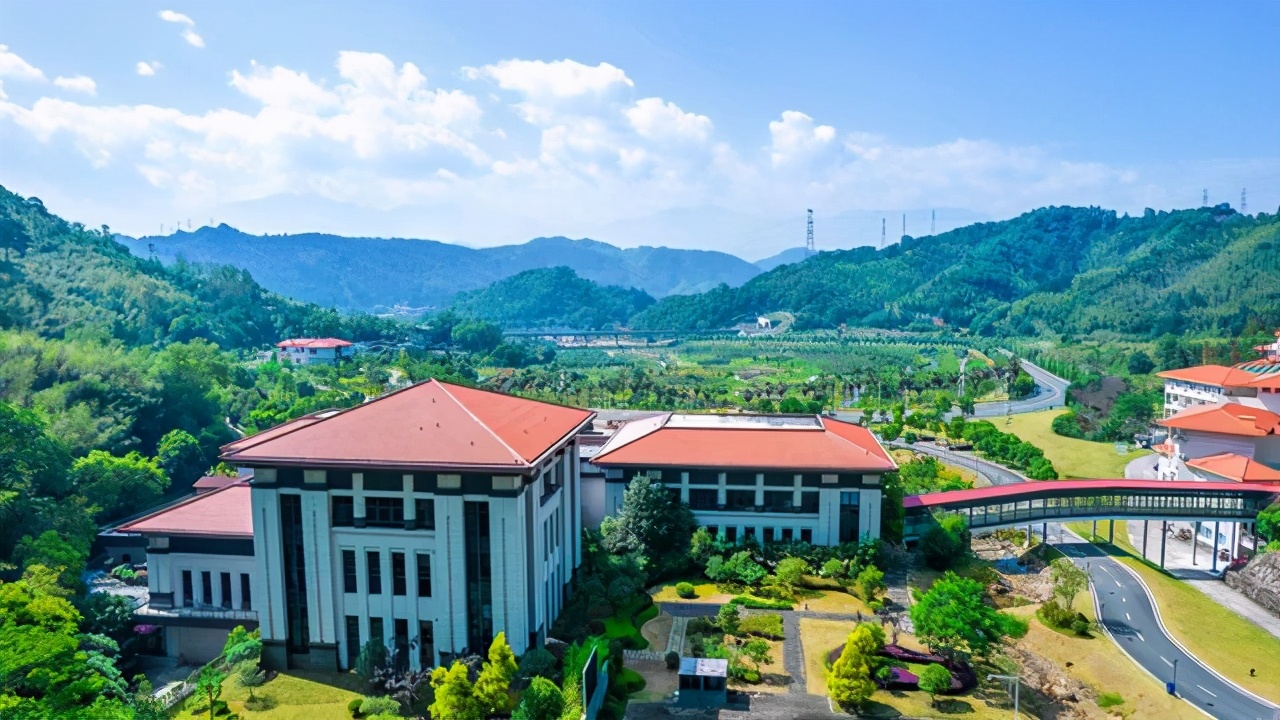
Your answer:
591;413;897;545
218;379;594;671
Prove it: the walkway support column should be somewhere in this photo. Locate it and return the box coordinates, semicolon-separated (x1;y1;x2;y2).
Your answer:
1108;521;1114;544
1160;521;1168;568
1193;522;1199;565
1092;520;1097;541
1212;522;1220;573
1025;524;1032;549
1042;523;1048;548
1143;520;1149;559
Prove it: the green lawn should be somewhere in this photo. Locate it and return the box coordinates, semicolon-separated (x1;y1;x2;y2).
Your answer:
1069;520;1280;704
172;670;365;720
1003;409;1149;478
605;603;659;649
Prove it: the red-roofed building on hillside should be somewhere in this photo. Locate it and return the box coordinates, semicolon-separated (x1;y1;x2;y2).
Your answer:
591;413;896;545
219;379;594;672
111;481;257;663
276;337;353;365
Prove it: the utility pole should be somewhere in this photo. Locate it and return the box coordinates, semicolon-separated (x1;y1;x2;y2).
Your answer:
931;209;936;234
902;213;906;239
1241;188;1247;214
1202;188;1208;206
806;209;815;257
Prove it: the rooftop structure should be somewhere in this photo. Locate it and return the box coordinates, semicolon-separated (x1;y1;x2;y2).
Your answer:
1159;403;1280;437
1186;453;1280;483
117;480;253;538
276;337;353;365
221;379;594;471
276;338;353;349
593;412;895;472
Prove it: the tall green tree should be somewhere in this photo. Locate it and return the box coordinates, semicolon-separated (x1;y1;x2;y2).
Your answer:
71;450;169;522
910;572;1018;660
475;632;518;716
1048;558;1089;609
827;624;878;710
157;429;206;487
599;474;696;574
428;661;483;720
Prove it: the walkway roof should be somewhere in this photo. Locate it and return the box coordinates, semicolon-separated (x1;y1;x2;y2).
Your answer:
904;479;1280;510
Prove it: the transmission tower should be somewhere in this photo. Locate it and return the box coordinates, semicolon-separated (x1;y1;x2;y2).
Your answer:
881;218;886;249
901;213;906;239
1241;188;1247;214
931;209;936;234
1203;188;1208;206
805;209;814;256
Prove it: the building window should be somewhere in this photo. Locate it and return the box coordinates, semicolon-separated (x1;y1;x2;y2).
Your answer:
220;572;232;609
781;528;794;542
763;527;776;543
343;550;358;593
182;570;193;607
688;470;719;485
368;551;382;594
762;490;793;512
392;552;407;596
725;526;738;543
419;620;435;668
280;494;311;652
415;498;436;530
800;492;820;513
800;528;813;543
688;488;718;510
416;553;432;597
365;497;405;528
201;572;213;606
743;527;756;540
240;573;252;610
706;525;719;538
464;501;493;652
345;616;360;669
370;617;385;648
394;619;409;671
726;472;756;486
725;489;755;510
332;496;355;527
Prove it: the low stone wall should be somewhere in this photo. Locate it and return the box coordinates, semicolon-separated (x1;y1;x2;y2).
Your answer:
1224;552;1280;617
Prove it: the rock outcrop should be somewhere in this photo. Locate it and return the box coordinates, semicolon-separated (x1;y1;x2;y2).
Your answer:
1225;552;1280;616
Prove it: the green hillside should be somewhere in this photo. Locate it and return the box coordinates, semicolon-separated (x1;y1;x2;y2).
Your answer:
0;185;400;348
450;266;654;329
631;205;1280;337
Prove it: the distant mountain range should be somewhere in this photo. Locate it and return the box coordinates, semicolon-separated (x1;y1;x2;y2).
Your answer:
120;226;763;311
754;247;811;271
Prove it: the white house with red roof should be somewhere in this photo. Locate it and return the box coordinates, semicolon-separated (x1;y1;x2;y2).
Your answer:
219;379;594;672
591;413;897;545
276;337;353;365
113;480;258;664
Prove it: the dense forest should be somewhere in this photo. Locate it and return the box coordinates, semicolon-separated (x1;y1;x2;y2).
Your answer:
630;205;1280;338
450;266;654;329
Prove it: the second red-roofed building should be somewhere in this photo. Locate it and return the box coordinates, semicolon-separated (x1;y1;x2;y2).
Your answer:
276;337;354;365
591;413;897;545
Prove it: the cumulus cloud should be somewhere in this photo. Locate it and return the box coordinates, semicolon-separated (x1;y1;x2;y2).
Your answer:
181;29;205;48
0;51;1182;248
136;61;162;76
0;44;45;82
159;10;194;25
464;59;632;98
53;75;96;95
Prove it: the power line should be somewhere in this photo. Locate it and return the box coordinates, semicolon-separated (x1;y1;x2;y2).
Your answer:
805;209;815;256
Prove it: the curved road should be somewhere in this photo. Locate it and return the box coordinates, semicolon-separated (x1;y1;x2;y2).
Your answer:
1058;538;1277;719
971;360;1070;417
896;441;1026;487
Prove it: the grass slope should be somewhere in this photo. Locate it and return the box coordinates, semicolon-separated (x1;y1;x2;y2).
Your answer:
1004;408;1150;478
172;670;364;720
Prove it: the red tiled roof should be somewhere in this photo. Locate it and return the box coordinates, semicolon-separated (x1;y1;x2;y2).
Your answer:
1235;372;1280;391
1157;365;1257;387
591;413;896;473
903;479;1280;509
276;338;352;349
116;482;252;538
220;379;594;471
1159;402;1280;437
1186;453;1280;483
193;475;241;490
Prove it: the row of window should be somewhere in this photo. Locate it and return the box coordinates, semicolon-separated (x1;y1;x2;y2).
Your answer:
180;570;251;610
332;496;435;529
342;549;432;597
706;525;813;544
686;488;821;513
345;616;434;670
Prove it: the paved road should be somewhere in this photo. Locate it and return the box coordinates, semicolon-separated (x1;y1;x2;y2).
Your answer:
896;441;1026;486
1057;538;1278;720
971;360;1070;417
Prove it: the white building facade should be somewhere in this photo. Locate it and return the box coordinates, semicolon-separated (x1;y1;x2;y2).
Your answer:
220;380;593;672
276;338;353;366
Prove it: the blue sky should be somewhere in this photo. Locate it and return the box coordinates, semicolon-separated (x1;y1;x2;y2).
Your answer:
1;1;1276;258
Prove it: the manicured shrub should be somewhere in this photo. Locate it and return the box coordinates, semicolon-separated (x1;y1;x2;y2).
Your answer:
347;697;364;717
1097;691;1125;709
664;651;680;670
1071;620;1091;636
716;604;740;635
516;647;557;684
736;613;784;640
358;696;401;717
675;582;695;599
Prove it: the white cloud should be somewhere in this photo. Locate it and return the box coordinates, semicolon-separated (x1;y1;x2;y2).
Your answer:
626;98;712;143
1;50;1223;251
159;10;195;25
0;44;45;82
181;29;205;48
136;61;162;77
464;59;632;98
53;75;96;95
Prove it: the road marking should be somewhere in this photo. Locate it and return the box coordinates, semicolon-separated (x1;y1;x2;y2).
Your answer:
1126;613;1131;621
1196;685;1217;698
1122;597;1126;602
1115;579;1122;587
1161;656;1174;667
1136;632;1144;641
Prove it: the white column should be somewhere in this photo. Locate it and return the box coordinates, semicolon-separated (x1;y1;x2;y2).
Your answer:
717;472;727;505
817;488;841;545
439;495;468;654
489;494;528;654
859;488;883;540
300;488;336;646
250;487;286;643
